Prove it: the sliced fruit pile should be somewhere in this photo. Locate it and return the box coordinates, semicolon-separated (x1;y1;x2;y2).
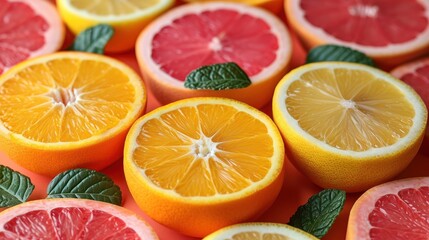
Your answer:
1;0;429;240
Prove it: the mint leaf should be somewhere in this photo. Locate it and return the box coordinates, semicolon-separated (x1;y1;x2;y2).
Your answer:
306;44;375;67
288;189;346;238
47;168;122;205
0;165;34;207
184;62;251;90
68;24;114;54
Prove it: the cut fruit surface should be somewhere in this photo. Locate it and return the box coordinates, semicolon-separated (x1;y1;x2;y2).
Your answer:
285;0;429;67
179;0;284;14
0;0;65;74
57;0;174;52
391;57;429;137
0;52;146;176
0;198;158;239
124;97;285;237
203;222;318;240
136;2;292;108
347;177;429;240
272;62;427;192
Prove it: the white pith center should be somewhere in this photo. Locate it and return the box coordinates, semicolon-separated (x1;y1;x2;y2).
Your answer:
340;99;356;109
349;4;379;18
192;135;217;159
208;37;222;51
49;88;80;106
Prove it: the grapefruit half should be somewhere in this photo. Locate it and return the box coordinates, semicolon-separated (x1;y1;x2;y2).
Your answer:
347;177;429;239
0;0;65;75
391;57;429;138
136;2;292;109
285;0;429;68
0;198;158;239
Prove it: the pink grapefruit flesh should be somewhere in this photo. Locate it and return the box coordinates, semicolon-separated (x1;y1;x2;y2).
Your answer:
0;199;158;239
347;177;429;240
300;0;428;47
0;0;64;74
151;6;281;81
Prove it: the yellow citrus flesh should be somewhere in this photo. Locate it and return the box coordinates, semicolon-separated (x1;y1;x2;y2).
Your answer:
57;0;174;52
0;52;146;176
203;222;318;240
124;97;285;237
272;62;427;192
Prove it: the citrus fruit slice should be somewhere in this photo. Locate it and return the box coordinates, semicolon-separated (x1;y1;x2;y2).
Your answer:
0;52;146;176
203;222;318;240
391;57;429;137
0;0;65;75
347;177;429;240
124;97;285;237
285;0;429;67
135;2;292;109
272;62;427;192
57;0;174;53
179;0;283;14
0;198;158;239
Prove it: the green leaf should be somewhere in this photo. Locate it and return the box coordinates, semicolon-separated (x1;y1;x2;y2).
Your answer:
0;165;34;207
306;44;375;67
288;189;346;238
47;168;122;206
184;62;251;90
68;24;114;54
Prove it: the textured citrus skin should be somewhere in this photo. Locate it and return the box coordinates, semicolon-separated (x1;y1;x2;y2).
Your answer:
123;97;285;237
272;63;427;192
0;52;147;177
57;0;174;52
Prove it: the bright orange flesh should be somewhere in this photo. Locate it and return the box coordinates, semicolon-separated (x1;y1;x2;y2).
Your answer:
124;97;284;237
0;52;146;176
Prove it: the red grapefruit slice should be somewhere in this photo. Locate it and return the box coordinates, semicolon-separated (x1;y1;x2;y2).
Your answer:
0;199;158;239
136;2;292;109
285;0;429;67
391;57;429;137
0;0;65;75
347;177;429;240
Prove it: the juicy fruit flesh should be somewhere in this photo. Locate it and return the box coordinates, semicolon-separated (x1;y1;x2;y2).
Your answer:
0;58;136;143
0;0;48;74
70;0;161;15
286;68;415;151
151;9;279;81
0;207;140;239
301;0;428;46
133;104;273;197
399;65;429;107
229;232;289;240
368;187;429;240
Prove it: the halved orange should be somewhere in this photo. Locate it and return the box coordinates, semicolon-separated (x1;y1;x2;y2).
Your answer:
272;62;427;192
0;52;146;176
124;97;285;237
